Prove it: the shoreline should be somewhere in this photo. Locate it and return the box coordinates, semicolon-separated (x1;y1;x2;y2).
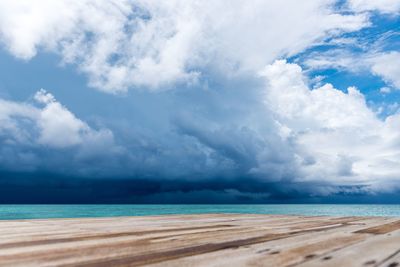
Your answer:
0;214;399;266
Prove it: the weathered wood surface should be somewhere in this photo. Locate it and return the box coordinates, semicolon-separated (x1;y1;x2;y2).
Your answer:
0;214;399;266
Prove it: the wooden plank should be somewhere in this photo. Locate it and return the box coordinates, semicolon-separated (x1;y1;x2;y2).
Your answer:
295;229;400;267
0;214;397;267
148;217;395;267
377;249;400;267
355;220;400;235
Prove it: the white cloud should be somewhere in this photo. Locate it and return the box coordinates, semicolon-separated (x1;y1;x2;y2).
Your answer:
380;87;392;94
0;98;39;145
368;52;400;89
303;49;366;72
348;0;400;13
0;89;113;148
303;50;400;91
260;60;400;192
0;0;368;92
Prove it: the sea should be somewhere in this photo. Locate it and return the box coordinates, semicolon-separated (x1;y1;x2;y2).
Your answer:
0;204;400;220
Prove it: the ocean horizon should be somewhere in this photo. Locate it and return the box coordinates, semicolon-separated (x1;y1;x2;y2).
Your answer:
1;204;400;220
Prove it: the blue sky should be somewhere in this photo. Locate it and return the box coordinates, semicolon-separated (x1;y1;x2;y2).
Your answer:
0;0;400;203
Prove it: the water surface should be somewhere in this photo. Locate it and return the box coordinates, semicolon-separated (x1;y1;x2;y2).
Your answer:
0;204;400;220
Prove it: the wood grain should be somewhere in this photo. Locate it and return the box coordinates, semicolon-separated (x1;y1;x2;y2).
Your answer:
0;214;398;266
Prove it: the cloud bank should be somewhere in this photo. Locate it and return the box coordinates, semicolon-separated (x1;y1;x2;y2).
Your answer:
0;0;399;202
2;60;400;200
0;0;368;92
262;60;400;193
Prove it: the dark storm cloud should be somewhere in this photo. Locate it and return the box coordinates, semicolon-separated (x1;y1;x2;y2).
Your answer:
0;170;381;204
1;71;396;203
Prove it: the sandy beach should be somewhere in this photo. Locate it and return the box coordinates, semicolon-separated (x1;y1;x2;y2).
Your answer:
0;214;399;266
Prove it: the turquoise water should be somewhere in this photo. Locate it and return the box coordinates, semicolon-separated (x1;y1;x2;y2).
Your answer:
0;204;400;220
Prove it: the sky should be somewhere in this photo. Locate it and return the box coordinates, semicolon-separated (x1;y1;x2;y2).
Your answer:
0;0;400;203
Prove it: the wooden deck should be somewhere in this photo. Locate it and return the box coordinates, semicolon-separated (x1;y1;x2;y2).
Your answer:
0;214;399;266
